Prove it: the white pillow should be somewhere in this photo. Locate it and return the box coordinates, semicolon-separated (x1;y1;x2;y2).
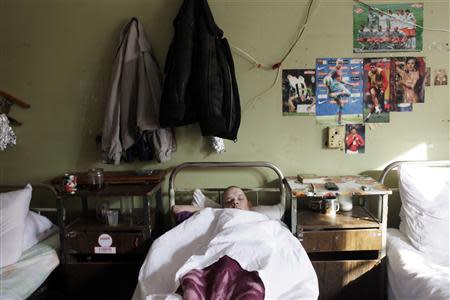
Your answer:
0;184;32;267
191;188;284;220
22;211;57;251
252;204;284;220
192;188;221;208
398;164;450;266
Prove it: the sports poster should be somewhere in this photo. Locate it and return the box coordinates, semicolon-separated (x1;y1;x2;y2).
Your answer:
345;124;365;154
315;58;364;125
391;57;426;112
362;58;391;123
282;69;316;116
353;3;423;53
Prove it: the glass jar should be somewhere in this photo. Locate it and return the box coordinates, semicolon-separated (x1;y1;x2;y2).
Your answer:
87;168;104;190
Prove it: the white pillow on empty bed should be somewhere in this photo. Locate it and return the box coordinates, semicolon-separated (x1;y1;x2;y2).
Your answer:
0;184;32;267
398;164;450;266
22;211;57;251
191;188;284;220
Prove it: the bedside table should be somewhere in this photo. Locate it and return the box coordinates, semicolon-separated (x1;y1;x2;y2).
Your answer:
287;176;391;300
50;170;166;299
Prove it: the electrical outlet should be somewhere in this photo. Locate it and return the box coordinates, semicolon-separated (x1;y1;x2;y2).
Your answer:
328;126;345;150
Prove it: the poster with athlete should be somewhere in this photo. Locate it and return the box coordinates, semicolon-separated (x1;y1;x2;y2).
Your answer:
353;3;423;53
282;69;316;116
345;124;365;154
362;58;391;123
315;58;364;125
390;57;426;112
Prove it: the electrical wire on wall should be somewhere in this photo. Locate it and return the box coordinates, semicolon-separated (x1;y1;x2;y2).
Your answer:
230;0;320;112
232;0;449;112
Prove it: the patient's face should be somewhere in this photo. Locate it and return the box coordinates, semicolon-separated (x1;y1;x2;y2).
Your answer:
223;187;250;210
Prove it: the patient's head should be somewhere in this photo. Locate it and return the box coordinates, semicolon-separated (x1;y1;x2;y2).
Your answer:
222;186;251;210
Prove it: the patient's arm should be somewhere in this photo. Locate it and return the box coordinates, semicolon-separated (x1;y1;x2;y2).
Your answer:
171;205;202;215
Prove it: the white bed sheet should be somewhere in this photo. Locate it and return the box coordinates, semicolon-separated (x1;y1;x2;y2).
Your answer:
0;232;60;300
133;208;318;300
387;228;450;300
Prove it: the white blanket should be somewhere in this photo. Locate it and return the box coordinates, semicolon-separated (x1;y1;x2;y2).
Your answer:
133;208;318;300
387;229;450;300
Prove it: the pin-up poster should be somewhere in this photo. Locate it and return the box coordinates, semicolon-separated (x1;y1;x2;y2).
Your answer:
345;124;365;154
282;69;316;116
391;57;426;112
353;3;423;53
363;58;391;123
434;69;448;86
316;58;364;125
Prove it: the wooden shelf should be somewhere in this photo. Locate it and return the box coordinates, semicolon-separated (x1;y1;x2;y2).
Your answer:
58;182;162;198
298;206;380;230
51;170;166;185
66;213;146;232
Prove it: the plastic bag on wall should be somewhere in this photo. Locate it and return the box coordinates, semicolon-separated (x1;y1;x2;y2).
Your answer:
0;114;16;151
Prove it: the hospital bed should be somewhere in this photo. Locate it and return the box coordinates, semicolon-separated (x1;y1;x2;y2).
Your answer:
133;161;319;300
0;184;60;300
379;160;450;300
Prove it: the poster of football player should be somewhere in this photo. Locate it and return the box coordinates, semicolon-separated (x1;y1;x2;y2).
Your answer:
316;58;364;125
363;58;391;123
353;3;423;53
390;57;426;112
345;124;365;154
282;69;316;116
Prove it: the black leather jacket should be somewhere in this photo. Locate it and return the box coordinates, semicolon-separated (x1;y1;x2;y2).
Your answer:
159;0;241;141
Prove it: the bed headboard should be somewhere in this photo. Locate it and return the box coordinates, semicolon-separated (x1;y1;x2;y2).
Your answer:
0;183;59;223
168;161;287;211
379;160;450;228
379;160;450;185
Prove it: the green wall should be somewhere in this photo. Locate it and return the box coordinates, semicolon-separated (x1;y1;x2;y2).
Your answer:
1;0;449;224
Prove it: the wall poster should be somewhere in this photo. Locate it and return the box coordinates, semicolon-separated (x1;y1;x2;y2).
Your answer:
345;124;365;154
282;69;316;116
316;58;364;125
434;69;448;86
391;57;426;112
363;58;391;123
353;3;423;53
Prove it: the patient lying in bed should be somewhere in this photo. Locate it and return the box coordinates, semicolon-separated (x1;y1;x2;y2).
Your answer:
133;186;319;300
172;186;251;216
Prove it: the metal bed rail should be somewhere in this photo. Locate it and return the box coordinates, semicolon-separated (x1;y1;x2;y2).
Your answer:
379;160;450;184
168;161;287;211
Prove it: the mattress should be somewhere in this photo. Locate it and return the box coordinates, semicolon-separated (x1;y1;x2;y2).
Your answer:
0;232;60;300
387;228;450;300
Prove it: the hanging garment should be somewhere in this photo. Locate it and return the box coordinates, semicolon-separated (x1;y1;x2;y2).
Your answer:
102;18;176;164
160;0;241;141
0;114;16;151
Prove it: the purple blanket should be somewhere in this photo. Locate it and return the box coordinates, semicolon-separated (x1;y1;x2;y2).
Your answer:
179;255;265;300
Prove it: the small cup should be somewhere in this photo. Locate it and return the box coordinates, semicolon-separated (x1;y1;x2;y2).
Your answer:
338;194;353;211
321;198;340;216
309;198;323;212
88;168;104;190
106;209;119;226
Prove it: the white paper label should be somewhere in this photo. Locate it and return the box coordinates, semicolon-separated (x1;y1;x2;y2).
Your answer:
98;233;113;247
94;246;116;254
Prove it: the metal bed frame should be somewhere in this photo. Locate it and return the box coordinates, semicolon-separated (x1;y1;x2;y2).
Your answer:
379;160;450;185
0;183;59;217
0;183;60;300
167;161;289;225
